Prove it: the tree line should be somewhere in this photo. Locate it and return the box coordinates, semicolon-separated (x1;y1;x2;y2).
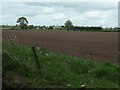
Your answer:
2;16;119;32
16;17;103;31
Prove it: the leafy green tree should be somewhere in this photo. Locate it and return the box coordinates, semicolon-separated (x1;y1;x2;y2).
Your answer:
48;26;53;30
64;20;73;30
17;17;28;29
28;25;34;29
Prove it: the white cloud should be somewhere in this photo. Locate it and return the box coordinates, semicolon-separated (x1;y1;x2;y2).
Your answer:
83;11;107;19
42;7;55;14
2;0;120;2
1;2;118;27
53;13;65;20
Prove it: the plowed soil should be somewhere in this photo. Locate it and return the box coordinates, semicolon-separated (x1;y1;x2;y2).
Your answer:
2;30;119;64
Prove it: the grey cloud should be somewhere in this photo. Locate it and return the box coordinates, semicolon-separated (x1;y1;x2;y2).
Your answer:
1;2;118;27
24;2;117;11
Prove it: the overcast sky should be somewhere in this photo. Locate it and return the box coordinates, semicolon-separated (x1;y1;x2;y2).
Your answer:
1;2;118;27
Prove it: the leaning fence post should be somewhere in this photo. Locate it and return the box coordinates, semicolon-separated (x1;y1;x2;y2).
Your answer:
32;46;40;69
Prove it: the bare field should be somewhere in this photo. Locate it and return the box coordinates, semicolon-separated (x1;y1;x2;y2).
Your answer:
2;30;119;63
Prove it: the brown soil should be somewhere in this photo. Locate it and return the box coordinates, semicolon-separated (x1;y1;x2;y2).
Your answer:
2;30;119;64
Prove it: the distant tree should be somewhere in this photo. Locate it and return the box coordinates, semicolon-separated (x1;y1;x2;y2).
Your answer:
41;25;47;30
64;20;73;30
28;25;34;29
48;26;53;30
17;17;28;29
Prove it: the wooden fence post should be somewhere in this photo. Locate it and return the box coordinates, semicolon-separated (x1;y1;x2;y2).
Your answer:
32;46;40;69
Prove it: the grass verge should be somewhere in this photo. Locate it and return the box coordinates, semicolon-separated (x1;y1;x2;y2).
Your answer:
2;41;120;88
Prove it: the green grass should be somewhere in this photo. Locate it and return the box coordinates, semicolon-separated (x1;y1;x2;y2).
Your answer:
2;41;120;88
